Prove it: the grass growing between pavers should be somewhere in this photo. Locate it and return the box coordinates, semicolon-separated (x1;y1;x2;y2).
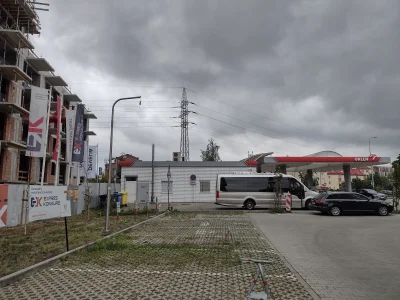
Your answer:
0;209;159;277
65;234;241;271
1;211;313;300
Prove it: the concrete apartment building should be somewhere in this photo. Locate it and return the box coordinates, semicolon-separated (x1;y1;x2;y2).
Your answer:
0;1;96;185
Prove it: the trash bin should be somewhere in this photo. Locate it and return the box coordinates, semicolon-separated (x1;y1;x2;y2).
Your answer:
121;191;128;206
113;192;122;204
99;194;108;209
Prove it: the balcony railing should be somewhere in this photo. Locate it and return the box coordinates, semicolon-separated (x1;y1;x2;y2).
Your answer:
18;170;28;181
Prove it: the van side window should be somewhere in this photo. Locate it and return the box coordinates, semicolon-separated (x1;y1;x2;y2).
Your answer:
247;177;269;192
220;177;246;192
280;177;290;193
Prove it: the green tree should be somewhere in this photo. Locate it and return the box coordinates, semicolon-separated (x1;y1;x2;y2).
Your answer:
392;154;400;211
200;138;221;161
351;178;368;190
298;172;319;187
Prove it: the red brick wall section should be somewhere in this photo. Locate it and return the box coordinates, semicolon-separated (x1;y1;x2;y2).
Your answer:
6;81;16;104
18;118;23;143
28;158;36;183
1;150;12;181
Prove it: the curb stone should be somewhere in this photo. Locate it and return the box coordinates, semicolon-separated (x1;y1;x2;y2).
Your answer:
0;212;166;287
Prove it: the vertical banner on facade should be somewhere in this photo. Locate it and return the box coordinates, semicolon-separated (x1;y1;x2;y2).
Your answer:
79;140;89;176
72;104;85;163
86;145;97;179
26;86;49;157
0;185;8;227
28;185;71;222
65;109;75;163
51;96;62;162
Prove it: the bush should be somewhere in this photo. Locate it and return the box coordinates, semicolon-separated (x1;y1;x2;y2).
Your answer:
268;207;286;214
109;207;157;216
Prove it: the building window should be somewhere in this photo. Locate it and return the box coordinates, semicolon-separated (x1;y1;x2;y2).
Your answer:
200;181;211;192
162;181;173;194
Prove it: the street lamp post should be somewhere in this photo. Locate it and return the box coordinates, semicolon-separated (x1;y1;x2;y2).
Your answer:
103;96;141;235
369;136;378;189
167;165;171;211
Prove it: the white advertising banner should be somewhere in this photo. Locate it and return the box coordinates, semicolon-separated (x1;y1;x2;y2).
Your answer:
65;109;76;163
26;86;49;157
28;185;71;222
87;145;97;179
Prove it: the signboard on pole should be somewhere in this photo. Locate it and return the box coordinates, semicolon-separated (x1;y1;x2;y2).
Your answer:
86;145;97;179
28;185;71;222
99;167;103;176
26;86;49;157
190;174;196;185
65;109;76;163
51;96;62;162
72;104;85;163
79;140;89;176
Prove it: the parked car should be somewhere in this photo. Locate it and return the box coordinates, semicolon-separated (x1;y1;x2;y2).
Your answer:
356;189;387;200
380;190;393;196
309;192;393;216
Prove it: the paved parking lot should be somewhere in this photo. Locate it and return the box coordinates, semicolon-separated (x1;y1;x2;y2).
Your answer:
250;212;400;300
0;212;312;300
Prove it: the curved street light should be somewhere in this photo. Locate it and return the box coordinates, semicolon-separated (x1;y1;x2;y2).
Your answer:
103;96;141;235
369;136;377;155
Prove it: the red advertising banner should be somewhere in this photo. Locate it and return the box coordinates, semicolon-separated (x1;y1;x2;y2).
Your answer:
51;96;62;162
0;184;8;227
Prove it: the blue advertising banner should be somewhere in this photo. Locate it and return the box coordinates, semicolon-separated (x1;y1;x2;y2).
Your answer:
72;104;85;163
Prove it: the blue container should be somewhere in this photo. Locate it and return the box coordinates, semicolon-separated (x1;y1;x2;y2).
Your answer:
113;192;122;203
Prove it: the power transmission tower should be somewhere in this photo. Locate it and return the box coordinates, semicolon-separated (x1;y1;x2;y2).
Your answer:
180;88;190;161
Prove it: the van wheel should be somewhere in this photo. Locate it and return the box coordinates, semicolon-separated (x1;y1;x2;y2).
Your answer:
305;200;311;210
244;199;255;210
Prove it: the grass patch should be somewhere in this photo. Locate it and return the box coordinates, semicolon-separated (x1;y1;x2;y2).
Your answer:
67;235;240;270
0;210;159;277
268;208;286;214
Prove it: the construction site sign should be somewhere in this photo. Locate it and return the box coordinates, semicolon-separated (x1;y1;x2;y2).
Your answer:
28;185;71;222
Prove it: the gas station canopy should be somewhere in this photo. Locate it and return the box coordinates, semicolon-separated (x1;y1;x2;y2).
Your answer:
245;151;391;173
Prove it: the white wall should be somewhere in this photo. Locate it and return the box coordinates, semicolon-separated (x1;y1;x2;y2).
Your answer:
121;166;256;203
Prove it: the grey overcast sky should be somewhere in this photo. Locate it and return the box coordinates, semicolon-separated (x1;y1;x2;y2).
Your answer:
32;0;399;164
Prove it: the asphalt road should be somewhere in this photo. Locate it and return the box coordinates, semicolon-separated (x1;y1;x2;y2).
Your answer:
250;212;400;300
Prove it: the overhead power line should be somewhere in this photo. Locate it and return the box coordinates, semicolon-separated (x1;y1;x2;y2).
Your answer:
194;112;306;147
186;88;312;138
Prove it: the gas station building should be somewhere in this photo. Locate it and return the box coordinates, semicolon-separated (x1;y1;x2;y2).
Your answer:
245;151;391;192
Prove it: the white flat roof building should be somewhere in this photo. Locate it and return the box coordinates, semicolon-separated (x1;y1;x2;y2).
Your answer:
121;161;256;204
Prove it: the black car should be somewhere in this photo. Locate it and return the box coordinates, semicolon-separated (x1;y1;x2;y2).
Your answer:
309;192;393;216
356;189;387;200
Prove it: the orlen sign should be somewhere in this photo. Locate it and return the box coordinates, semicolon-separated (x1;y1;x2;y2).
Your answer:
354;155;380;162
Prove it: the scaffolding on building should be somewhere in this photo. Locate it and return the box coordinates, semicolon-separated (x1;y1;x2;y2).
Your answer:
0;0;47;182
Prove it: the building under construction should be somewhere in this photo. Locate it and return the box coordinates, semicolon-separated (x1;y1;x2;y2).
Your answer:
0;1;96;184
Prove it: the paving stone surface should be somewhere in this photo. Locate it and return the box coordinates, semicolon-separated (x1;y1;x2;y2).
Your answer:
0;212;313;300
250;212;400;300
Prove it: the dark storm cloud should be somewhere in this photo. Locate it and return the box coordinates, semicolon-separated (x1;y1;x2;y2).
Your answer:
41;0;400;160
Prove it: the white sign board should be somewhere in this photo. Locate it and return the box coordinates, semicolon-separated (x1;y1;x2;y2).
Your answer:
28;185;71;222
